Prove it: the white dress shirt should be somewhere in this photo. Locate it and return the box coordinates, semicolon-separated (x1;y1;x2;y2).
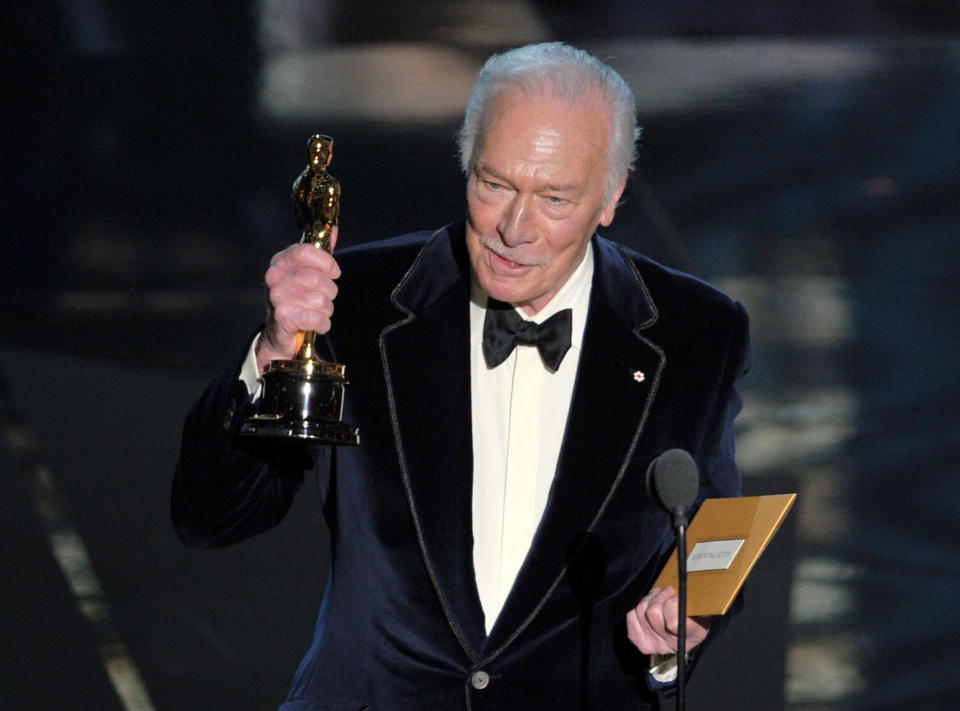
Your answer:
470;245;593;633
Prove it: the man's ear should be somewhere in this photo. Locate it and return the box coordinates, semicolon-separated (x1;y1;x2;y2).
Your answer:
599;177;627;227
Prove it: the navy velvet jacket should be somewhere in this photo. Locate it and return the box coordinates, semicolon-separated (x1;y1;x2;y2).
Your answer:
172;221;750;710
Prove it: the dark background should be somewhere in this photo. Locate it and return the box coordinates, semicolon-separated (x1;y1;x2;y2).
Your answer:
3;2;959;710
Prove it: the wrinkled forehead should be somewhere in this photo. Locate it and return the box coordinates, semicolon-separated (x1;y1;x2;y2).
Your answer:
479;85;613;162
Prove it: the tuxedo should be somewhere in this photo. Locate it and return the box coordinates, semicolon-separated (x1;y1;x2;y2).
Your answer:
172;220;750;710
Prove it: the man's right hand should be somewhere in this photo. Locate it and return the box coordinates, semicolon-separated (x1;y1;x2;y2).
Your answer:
256;228;341;374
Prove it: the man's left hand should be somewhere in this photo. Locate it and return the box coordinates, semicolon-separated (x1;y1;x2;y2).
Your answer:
626;586;711;655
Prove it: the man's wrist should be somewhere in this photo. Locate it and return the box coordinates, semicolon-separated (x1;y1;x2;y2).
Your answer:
254;331;288;374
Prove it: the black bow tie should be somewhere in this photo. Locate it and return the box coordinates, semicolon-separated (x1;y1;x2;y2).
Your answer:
482;299;573;371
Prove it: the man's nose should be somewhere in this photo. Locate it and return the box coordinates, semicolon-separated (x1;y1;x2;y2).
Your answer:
498;194;535;247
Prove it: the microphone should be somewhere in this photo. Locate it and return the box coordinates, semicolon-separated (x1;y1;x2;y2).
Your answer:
647;448;699;527
646;448;699;711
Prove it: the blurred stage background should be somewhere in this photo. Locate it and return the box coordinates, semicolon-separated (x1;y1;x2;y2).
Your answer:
3;2;960;709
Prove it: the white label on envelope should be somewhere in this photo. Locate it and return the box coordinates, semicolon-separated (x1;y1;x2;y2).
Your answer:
687;539;746;572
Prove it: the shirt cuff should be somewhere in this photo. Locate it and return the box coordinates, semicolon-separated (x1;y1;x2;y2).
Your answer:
239;332;264;401
649;653;680;683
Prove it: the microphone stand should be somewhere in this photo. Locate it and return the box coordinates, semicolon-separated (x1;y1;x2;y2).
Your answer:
673;507;689;711
645;448;699;711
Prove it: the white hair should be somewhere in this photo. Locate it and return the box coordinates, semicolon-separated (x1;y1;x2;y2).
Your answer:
458;42;640;202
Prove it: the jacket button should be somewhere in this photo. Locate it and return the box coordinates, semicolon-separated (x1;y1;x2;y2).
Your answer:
470;670;490;690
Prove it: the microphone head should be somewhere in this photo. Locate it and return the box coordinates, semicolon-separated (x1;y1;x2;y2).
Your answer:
647;448;699;513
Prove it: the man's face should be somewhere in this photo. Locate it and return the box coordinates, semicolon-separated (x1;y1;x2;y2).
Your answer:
466;89;625;315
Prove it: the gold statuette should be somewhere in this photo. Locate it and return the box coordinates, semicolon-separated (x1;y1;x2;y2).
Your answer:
241;135;360;445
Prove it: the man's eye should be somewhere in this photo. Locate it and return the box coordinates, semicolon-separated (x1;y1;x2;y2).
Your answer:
484;181;503;191
546;196;568;206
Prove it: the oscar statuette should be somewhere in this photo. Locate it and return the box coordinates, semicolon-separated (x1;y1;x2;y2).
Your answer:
241;134;360;445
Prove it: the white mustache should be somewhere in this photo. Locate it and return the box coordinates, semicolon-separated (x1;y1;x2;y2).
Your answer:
480;235;548;267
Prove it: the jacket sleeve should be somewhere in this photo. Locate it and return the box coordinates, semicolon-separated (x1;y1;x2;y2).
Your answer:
171;332;322;548
653;299;752;694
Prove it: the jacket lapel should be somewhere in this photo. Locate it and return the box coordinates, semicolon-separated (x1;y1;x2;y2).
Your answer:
484;237;665;654
378;223;488;661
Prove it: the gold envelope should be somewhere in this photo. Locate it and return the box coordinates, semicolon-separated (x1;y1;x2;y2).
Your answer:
651;494;796;616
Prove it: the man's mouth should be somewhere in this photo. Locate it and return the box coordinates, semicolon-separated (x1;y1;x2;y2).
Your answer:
481;237;544;271
491;249;532;271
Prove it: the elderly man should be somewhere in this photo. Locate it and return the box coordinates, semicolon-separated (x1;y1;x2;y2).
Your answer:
173;42;749;710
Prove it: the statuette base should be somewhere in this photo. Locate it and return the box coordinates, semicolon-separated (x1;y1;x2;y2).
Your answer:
241;358;360;445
